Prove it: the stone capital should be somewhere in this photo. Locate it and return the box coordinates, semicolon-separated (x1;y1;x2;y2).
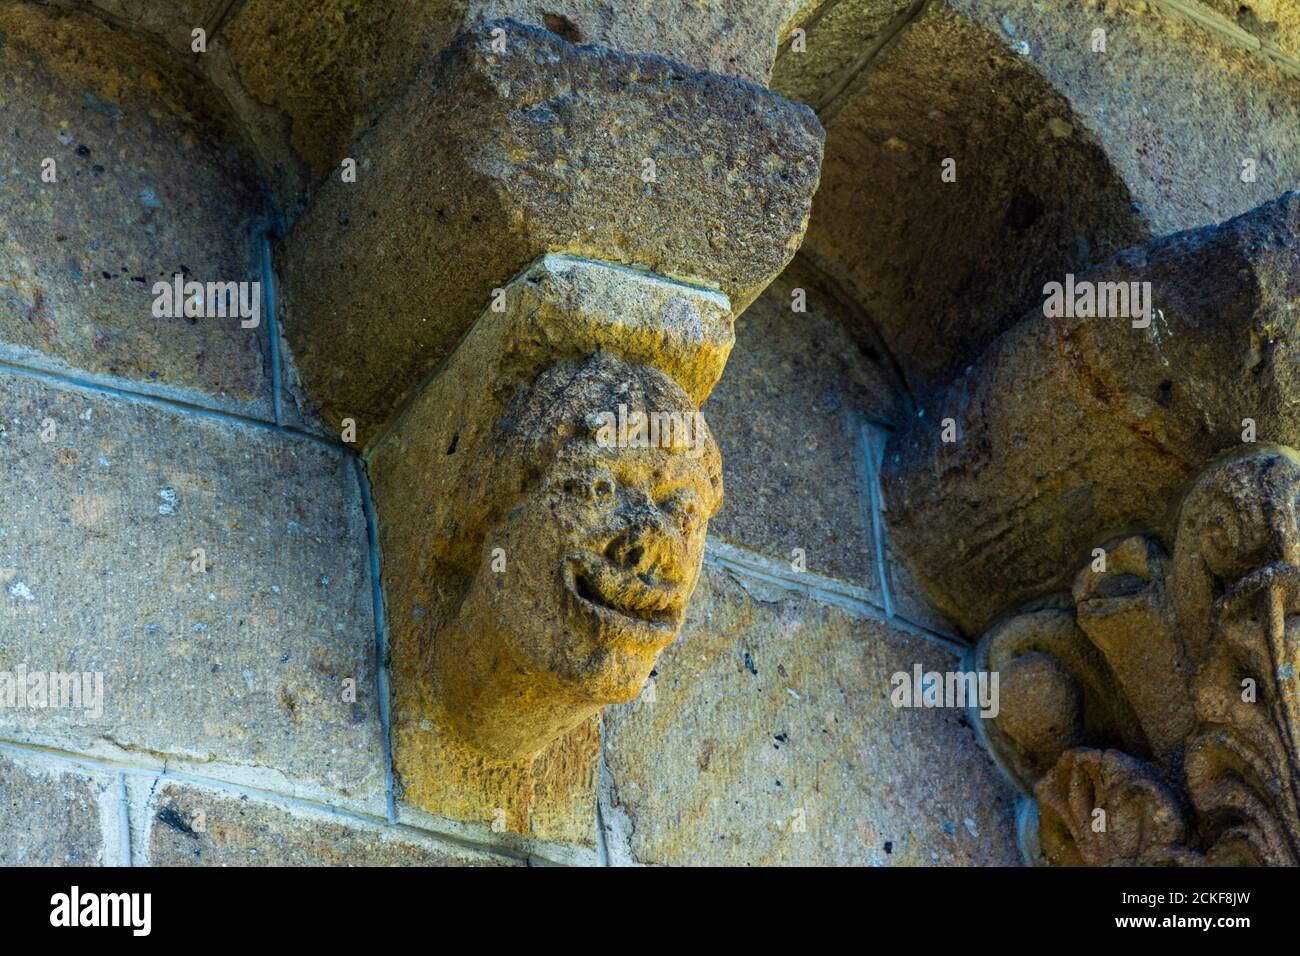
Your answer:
976;447;1300;866
885;192;1300;866
884;192;1300;636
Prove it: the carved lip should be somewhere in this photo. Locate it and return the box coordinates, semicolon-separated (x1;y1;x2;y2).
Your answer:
564;554;684;648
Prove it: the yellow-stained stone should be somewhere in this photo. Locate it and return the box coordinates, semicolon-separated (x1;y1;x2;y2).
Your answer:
278;19;822;443
770;0;915;107
374;256;733;840
147;779;519;865
220;0;819;194
392;717;599;845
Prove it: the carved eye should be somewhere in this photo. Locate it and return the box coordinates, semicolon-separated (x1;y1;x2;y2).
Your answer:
562;471;615;502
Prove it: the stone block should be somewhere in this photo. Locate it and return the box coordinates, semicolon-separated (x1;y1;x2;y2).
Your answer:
145;779;515;865
947;0;1300;238
0;369;384;808
781;0;1300;400
793;0;1149;397
219;0;814;193
771;0;916;107
1195;0;1300;64
62;0;217;55
0;751;115;865
704;264;901;589
0;4;273;418
601;566;1019;865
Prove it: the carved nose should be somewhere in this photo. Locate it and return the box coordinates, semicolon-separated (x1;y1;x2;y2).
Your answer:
605;507;677;577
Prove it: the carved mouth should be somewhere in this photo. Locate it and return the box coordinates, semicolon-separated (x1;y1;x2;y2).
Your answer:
564;555;684;646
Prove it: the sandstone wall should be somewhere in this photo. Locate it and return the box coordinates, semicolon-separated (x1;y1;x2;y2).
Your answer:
4;0;1294;866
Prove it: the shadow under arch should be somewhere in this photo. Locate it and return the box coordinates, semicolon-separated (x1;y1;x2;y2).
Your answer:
772;0;1150;406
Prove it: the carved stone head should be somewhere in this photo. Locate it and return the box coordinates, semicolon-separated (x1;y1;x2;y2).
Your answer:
434;352;722;758
370;256;735;769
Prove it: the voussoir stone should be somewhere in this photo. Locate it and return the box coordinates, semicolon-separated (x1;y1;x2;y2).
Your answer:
278;18;824;444
882;191;1300;636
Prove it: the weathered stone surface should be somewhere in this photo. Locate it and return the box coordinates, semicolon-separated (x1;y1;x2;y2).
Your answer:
58;0;218;55
883;192;1300;636
774;0;1300;400
883;534;960;635
371;257;731;838
392;716;600;848
948;0;1300;238
786;1;1149;399
770;0;916;108
0;3;273;418
704;263;900;589
0;752;112;865
217;0;456;196
53;1;823;210
0;370;383;808
408;351;721;760
279;19;823;443
461;1;815;87
145;780;514;865
1170;0;1300;74
220;0;816;194
975;447;1300;865
602;566;1020;865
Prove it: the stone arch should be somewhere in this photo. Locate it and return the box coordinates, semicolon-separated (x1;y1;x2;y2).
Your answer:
771;1;1151;401
770;0;1300;404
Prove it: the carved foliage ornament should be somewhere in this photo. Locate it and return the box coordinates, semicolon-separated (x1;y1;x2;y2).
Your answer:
976;446;1300;865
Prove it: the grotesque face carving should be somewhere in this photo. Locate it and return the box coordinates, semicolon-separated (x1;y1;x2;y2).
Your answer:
432;352;721;759
477;433;715;699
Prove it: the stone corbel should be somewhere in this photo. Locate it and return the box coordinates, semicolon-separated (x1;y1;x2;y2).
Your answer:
269;18;823;835
368;254;733;762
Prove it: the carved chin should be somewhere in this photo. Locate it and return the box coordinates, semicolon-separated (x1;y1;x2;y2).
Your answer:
563;554;684;653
